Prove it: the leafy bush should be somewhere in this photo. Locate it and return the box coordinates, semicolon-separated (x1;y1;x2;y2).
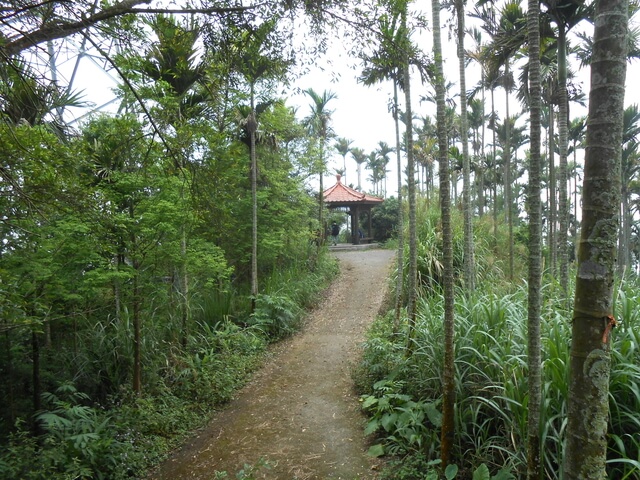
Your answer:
362;379;441;457
167;322;266;407
369;196;399;241
249;293;302;339
0;383;133;480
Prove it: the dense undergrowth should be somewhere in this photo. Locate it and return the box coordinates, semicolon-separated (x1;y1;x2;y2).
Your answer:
356;203;640;479
0;246;338;480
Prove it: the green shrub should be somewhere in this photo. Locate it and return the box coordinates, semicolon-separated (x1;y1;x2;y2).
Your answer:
167;325;266;407
362;379;441;457
370;196;399;241
0;383;133;480
249;293;302;339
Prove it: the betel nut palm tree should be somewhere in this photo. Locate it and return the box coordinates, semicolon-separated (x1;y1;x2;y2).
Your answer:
526;0;543;477
234;19;288;310
430;0;455;469
350;147;367;191
542;0;593;296
453;0;475;292
334;137;353;184
358;0;410;327
376;141;393;196
564;0;628;477
304;88;337;232
619;105;640;273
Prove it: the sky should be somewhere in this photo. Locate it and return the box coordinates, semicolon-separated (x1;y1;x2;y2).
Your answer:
52;4;640;199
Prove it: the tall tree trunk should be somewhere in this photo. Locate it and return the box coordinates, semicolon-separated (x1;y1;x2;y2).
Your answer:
5;329;16;425
573;156;579;260
431;0;455;468
491;88;498;243
131;204;142;395
564;0;627;477
622;188;631;271
31;329;41;415
549;106;557;274
403;10;418;353
132;257;141;394
456;0;475;292
619;180;631;274
250;85;259;310
526;0;543;477
480;76;487;216
504;63;513;280
180;226;189;348
558;27;570;295
114;251;125;324
394;80;405;329
319;144;325;230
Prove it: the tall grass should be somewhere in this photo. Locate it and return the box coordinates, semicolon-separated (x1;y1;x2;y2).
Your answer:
359;279;640;478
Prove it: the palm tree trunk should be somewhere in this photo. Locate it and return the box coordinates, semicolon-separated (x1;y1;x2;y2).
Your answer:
549;105;557;274
393;81;404;329
480;75;487;216
504;62;513;280
431;0;455;468
403;26;418;352
573;147;579;261
491;88;498;243
456;0;474;292
31;329;41;418
623;190;632;270
250;86;259;309
564;0;627;476
526;0;543;476
132;257;142;394
558;27;570;295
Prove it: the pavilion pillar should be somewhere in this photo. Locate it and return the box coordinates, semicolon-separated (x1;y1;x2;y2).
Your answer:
352;207;361;245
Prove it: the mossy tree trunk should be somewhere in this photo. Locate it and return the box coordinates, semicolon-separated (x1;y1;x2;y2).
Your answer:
564;0;628;477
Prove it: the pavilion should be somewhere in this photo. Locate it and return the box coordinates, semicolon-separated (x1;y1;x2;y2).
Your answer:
322;175;384;245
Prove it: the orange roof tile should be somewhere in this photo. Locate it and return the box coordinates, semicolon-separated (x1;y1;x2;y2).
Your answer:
323;175;384;205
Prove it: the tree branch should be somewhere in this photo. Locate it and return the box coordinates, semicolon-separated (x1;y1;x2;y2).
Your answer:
130;5;258;15
1;1;257;58
2;1;152;58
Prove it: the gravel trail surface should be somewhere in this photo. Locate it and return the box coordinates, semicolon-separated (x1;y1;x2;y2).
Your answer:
151;248;394;479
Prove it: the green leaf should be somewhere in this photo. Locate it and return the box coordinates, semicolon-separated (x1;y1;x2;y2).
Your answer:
364;419;380;435
361;395;378;409
367;444;385;457
37;412;72;430
445;463;459;480
71;432;100;450
492;467;515;480
473;463;490;480
425;402;443;427
380;412;398;432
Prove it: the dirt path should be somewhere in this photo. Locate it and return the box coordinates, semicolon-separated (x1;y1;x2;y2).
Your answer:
151;247;395;480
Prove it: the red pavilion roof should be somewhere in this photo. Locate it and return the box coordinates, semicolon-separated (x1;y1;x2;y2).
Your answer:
322;175;384;206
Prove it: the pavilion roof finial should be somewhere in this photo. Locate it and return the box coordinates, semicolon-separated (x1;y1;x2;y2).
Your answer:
336;174;342;183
